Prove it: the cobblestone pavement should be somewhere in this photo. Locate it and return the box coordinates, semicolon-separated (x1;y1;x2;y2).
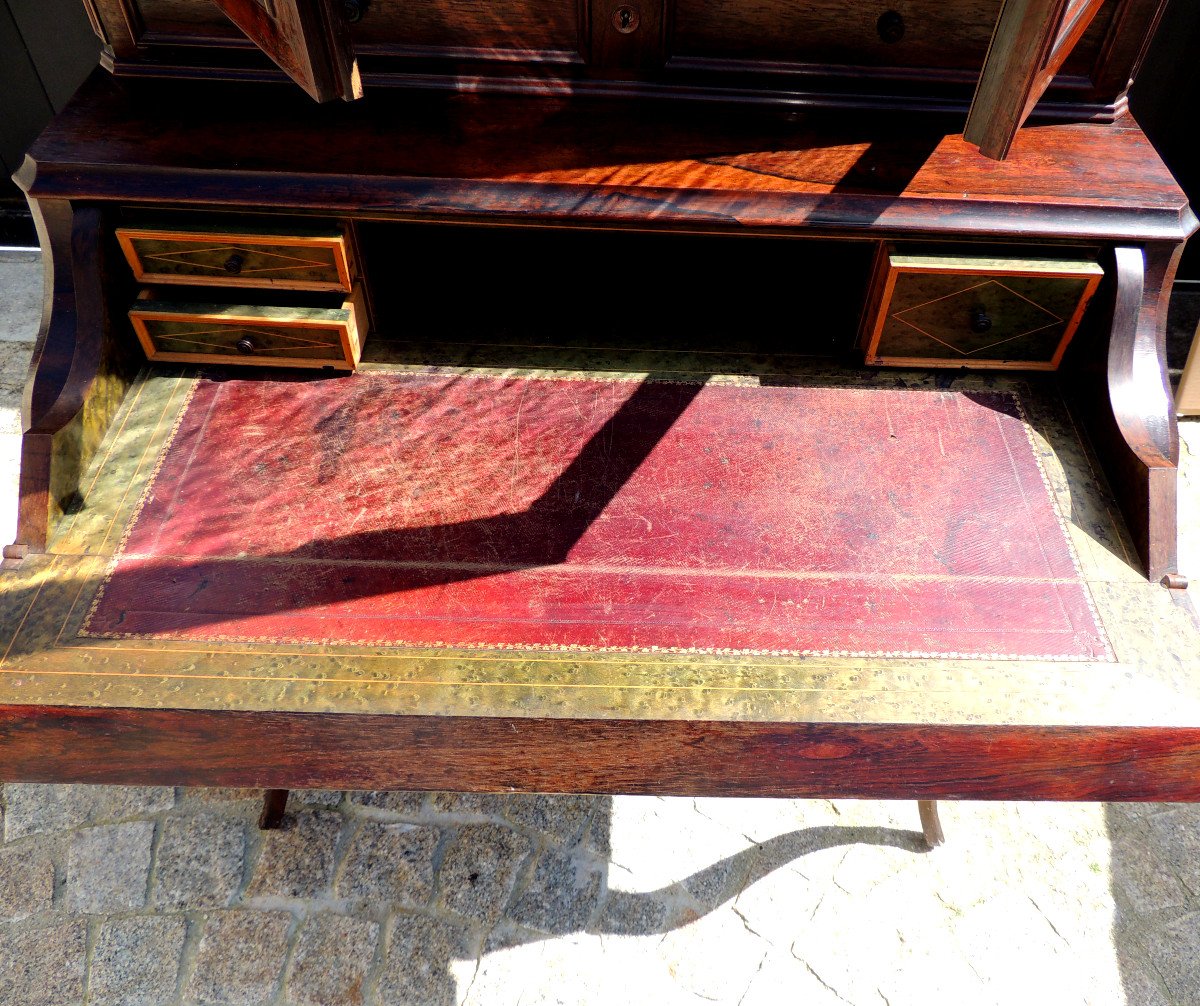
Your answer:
2;252;1200;1005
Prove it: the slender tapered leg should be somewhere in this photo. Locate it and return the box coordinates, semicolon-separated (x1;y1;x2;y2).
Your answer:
918;800;944;848
259;789;290;830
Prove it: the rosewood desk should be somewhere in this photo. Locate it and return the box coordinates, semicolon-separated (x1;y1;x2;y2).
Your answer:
2;65;1200;819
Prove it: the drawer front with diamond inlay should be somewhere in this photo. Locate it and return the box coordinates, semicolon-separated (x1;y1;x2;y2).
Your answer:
859;249;1104;371
129;286;365;370
116;225;355;292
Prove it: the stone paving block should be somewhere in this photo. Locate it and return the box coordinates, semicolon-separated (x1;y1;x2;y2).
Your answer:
461;932;670;1006
0;844;54;921
0;340;31;398
606;797;752;907
378;914;474;1006
285;913;380;1006
246;809;342;899
1146;805;1200;896
0;257;40;344
736;947;840;1006
657;907;779;1005
689;795;841;844
952;891;1088;1004
154;813;245;909
2;785;173;842
581;808;611;859
290;789;343;808
1107;801;1162;831
89;915;187;1006
809;833;919;900
1119;961;1175;1006
185;910;293;1006
463;931;692;1006
2;784;92;841
85;786;175;822
336;821;439;907
436;823;533;924
679;849;751;907
1144;912;1200;1005
480;921;547;954
503;794;603;846
347;791;426;815
427;792;512;818
593;889;672;935
507;847;604;935
66;821;154;914
0;920;86;1006
183;787;264;805
1110;835;1190;913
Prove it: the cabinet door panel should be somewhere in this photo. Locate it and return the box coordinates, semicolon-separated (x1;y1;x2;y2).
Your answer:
964;0;1107;159
211;0;361;101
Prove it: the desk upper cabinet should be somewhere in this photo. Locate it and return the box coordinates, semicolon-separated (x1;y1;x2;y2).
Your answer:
80;0;1167;158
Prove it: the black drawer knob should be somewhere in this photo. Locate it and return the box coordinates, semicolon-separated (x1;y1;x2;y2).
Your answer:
223;254;245;275
970;307;993;334
235;337;257;355
343;0;366;22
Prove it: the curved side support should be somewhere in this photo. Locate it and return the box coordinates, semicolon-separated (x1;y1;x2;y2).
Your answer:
22;200;96;430
9;186;134;556
1108;247;1179;472
1077;243;1184;582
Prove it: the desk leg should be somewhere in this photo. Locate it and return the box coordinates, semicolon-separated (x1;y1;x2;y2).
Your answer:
917;800;944;849
259;789;289;830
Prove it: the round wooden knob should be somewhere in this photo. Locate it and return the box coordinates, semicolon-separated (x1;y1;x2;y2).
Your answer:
970;307;993;334
223;254;245;274
235;337;256;355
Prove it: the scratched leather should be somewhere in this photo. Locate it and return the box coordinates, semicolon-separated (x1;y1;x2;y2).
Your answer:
83;372;1110;660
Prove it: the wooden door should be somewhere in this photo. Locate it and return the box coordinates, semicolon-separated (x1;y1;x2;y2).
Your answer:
211;0;361;102
964;0;1111;159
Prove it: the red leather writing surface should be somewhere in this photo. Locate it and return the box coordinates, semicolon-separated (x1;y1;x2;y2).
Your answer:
84;373;1110;660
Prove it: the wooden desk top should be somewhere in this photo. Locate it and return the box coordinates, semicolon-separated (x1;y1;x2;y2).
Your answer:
2;342;1199;800
16;70;1197;244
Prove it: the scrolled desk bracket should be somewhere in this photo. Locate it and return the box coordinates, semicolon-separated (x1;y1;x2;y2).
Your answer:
1103;244;1183;584
5;179;138;563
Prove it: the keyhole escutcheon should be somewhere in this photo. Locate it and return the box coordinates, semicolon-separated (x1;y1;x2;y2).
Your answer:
612;5;640;33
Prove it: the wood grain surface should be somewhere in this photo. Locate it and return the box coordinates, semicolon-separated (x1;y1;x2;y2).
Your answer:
3;704;1200;801
80;0;1168;124
17;70;1196;244
210;0;360;101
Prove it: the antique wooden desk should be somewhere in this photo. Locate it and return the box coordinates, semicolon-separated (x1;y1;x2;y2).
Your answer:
3;0;1200;824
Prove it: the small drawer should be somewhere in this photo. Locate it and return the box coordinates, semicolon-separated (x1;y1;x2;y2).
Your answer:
116;225;356;292
129;286;366;370
859;248;1104;370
